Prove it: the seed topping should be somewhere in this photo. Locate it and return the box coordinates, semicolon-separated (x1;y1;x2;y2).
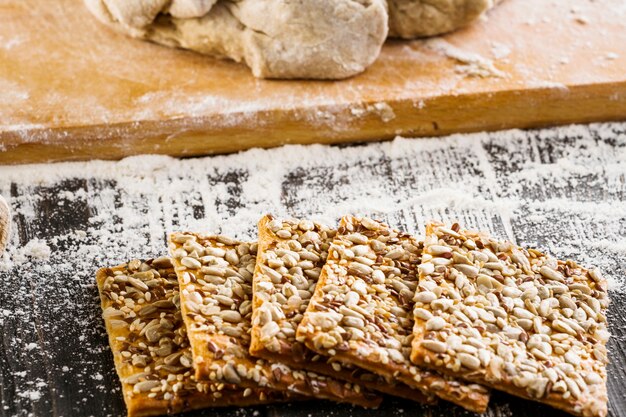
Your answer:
296;215;490;413
411;222;609;417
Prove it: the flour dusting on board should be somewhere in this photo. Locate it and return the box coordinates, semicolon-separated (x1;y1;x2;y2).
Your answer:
424;38;506;78
0;123;625;415
0;123;624;287
0;238;51;271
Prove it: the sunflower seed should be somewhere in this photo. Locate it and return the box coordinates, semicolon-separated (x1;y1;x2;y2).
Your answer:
458;353;480;370
426;316;446;331
361;217;381;230
411;222;609;415
429;245;452;255
421;340;447;353
540;266;565;282
220;310;242;323
454;264;479;278
181;257;202;269
414;291;437;304
223;364;241;384
260;321;280;341
349;262;374;276
588;269;604;283
346;233;369;245
413;308;433;321
134;380;160;393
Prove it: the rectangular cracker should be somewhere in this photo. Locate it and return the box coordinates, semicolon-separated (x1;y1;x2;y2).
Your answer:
96;257;282;417
168;232;381;408
410;222;610;417
251;214;435;403
296;215;491;413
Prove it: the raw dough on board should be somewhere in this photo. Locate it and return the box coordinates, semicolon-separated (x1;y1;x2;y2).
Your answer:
84;0;388;79
168;0;218;18
388;0;497;38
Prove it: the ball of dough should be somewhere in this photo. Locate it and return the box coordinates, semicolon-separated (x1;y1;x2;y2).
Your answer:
84;0;389;80
388;0;496;38
168;0;218;19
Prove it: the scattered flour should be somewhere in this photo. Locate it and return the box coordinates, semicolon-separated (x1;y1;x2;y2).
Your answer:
16;391;42;401
490;42;512;60
0;238;51;271
425;38;506;78
0;122;624;414
350;102;396;122
0;123;623;290
605;276;622;293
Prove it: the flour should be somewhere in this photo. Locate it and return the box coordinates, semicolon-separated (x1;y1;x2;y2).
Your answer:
17;391;42;401
0;238;51;271
489;42;511;60
0;122;624;414
0;35;24;50
0;122;624;288
425;38;506;78
0;80;29;105
350;102;396;123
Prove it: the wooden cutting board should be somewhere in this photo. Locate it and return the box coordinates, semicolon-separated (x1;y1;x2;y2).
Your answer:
1;0;625;164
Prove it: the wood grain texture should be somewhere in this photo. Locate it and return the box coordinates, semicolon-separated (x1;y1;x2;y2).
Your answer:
1;0;625;164
0;123;624;417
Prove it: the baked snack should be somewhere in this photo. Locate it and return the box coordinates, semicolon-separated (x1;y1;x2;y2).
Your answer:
96;257;283;417
250;215;434;403
0;194;10;254
296;215;490;412
83;0;388;80
411;222;610;417
168;232;381;407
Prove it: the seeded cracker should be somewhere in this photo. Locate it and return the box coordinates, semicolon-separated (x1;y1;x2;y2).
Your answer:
296;216;490;412
96;258;283;417
168;232;381;407
0;194;9;255
250;215;434;403
411;222;610;417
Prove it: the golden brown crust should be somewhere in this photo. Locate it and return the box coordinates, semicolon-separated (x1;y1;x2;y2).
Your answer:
0;194;10;254
410;222;609;417
250;215;435;404
296;215;490;413
96;259;283;417
248;215;280;358
168;232;381;408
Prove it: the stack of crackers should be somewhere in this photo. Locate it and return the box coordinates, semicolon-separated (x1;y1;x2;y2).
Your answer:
96;215;610;417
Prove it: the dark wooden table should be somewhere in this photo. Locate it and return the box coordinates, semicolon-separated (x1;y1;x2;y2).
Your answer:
1;123;624;417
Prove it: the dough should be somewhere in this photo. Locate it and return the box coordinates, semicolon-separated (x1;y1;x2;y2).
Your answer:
388;0;497;38
168;0;218;18
84;0;388;79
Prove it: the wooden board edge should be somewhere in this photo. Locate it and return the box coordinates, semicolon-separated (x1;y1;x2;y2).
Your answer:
1;82;625;165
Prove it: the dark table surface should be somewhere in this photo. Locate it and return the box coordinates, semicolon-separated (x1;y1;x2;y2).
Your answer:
0;123;624;417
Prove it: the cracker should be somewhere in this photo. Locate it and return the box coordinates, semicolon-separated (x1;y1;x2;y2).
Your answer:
168;232;381;408
251;215;434;403
296;215;491;412
96;258;281;417
0;194;10;254
410;222;610;417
